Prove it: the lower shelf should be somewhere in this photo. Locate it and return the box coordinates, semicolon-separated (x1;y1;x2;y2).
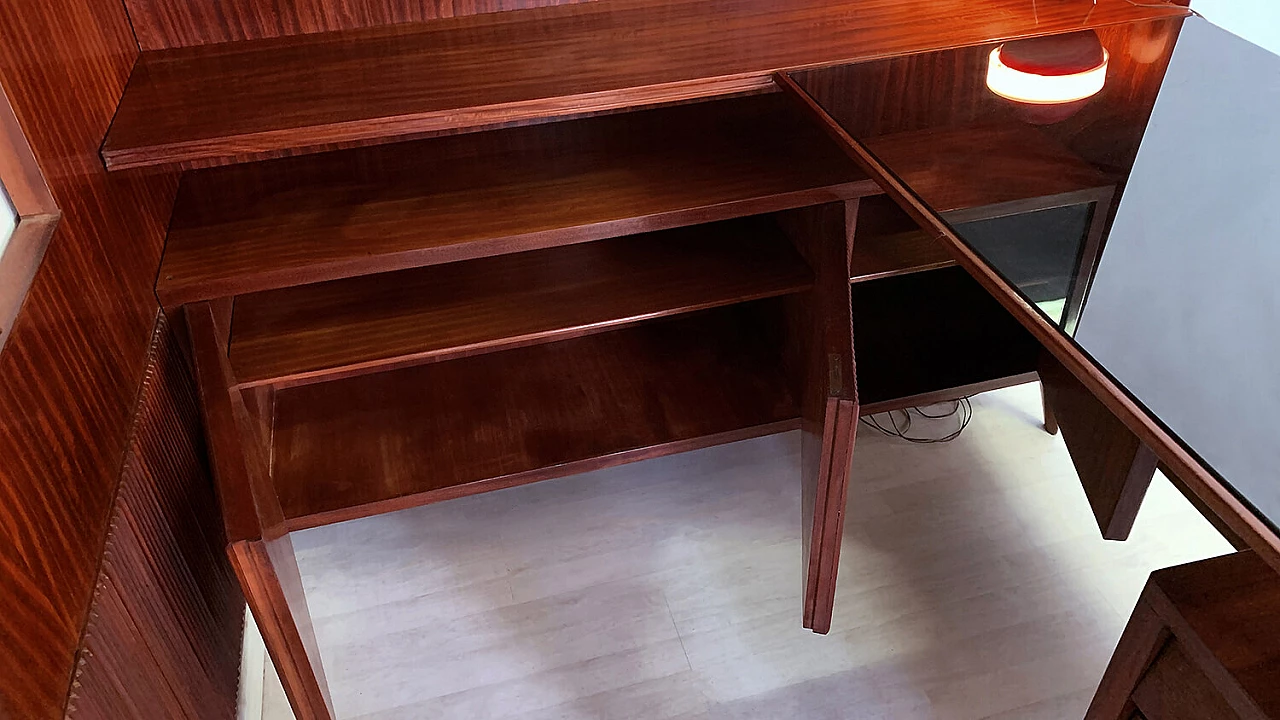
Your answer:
851;266;1042;410
272;304;799;529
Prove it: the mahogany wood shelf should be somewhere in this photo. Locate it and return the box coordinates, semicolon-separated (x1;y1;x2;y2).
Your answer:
866;122;1115;222
270;304;800;529
228;217;813;389
159;93;874;306
850;195;956;284
100;0;1184;171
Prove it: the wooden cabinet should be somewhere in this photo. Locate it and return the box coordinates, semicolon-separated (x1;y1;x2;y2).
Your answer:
1088;551;1280;720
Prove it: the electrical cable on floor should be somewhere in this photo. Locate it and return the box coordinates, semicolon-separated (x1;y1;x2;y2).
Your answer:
859;397;974;443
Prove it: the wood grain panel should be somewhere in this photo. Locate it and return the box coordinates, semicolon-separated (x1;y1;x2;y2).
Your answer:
272;304;798;529
122;0;595;51
101;0;1187;170
229;218;813;388
775;202;858;634
0;0;181;715
850;195;955;283
67;317;243;720
160;93;872;305
1040;351;1159;541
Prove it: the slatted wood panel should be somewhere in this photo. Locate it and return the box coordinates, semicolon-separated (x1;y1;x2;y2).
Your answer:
0;0;181;715
100;0;1187;170
66;317;243;720
121;0;596;51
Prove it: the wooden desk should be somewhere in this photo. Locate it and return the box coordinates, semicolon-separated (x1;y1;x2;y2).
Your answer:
106;4;1280;719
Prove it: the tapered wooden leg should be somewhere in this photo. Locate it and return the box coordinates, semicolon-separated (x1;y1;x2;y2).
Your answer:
1041;379;1059;435
1039;352;1158;541
230;539;335;720
1085;594;1169;720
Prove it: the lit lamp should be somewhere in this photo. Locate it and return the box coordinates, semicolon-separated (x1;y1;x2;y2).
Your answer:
986;30;1109;123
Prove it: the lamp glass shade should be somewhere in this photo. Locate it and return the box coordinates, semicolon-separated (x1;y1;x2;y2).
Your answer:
986;30;1110;105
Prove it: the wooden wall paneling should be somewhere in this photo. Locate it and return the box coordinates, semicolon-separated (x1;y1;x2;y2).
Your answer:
121;0;598;51
0;0;184;715
186;301;334;720
67;315;244;720
1039;351;1159;541
777;200;859;634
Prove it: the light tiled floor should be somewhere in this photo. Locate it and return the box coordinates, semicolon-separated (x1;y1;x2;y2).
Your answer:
251;383;1233;719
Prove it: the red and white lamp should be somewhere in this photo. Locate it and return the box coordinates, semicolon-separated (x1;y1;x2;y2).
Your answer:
986;30;1110;123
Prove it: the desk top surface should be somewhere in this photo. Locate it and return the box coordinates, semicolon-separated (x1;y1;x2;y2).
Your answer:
794;16;1280;568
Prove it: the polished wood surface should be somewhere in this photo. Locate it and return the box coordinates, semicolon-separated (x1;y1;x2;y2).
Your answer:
775;70;1280;580
1087;551;1280;720
865;123;1114;221
272;305;798;529
1040;352;1159;542
229;218;812;389
122;0;592;50
160;94;872;306
849;196;956;283
0;0;182;715
101;0;1187;170
68;318;243;720
775;201;858;634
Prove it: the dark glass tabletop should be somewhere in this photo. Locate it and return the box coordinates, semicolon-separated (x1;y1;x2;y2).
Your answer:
787;14;1280;539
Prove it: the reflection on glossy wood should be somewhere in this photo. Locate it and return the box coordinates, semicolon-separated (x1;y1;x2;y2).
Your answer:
1087;551;1280;719
1040;351;1158;541
0;0;182;715
865;123;1113;220
122;0;593;50
230;218;813;389
273;305;798;529
101;0;1187;169
161;94;872;305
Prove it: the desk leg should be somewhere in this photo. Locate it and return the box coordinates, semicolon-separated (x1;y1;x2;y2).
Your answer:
1040;352;1158;541
231;538;336;720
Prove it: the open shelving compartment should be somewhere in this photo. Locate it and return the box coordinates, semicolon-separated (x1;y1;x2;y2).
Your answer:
173;97;909;719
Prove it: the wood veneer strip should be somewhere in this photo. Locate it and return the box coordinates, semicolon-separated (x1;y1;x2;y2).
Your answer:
229;218;814;389
102;0;1188;170
775;70;1280;578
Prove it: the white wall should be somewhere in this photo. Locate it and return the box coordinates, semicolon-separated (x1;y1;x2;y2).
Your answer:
1193;0;1280;54
0;183;15;259
1077;19;1280;525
